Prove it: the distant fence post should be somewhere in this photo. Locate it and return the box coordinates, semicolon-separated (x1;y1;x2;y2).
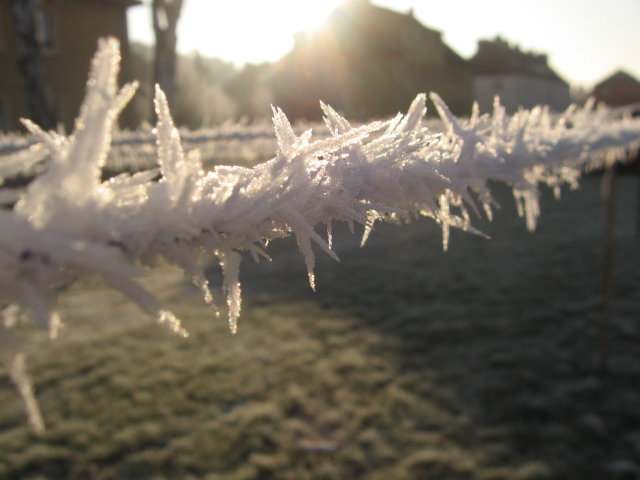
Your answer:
600;162;616;375
636;144;640;241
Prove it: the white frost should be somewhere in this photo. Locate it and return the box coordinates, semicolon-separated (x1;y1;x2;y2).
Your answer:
0;38;639;432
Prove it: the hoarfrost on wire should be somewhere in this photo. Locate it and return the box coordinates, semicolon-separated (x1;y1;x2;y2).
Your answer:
1;38;639;433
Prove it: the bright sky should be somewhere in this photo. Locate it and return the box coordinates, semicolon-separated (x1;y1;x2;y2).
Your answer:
127;0;640;88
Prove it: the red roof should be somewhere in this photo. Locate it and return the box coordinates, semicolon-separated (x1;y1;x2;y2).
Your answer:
593;70;640;107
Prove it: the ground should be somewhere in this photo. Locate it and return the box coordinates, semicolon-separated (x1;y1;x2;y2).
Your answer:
0;174;638;479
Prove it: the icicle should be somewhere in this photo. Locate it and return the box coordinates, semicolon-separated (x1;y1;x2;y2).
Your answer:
68;37;125;176
321;101;351;134
430;92;461;137
286;209;339;262
294;232;316;291
0;322;44;435
523;190;540;232
9;353;45;435
326;221;333;250
399;93;426;132
439;194;451;252
360;213;377;247
248;244;271;264
19;118;67;154
49;312;63;340
191;271;218;316
18;283;55;332
271;106;297;160
155;85;187;180
113;81;139;118
219;250;242;334
513;189;526;219
158;310;189;337
470;101;480;124
101;273;188;337
0;141;48;181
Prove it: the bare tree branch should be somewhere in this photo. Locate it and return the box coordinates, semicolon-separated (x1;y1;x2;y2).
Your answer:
10;0;56;130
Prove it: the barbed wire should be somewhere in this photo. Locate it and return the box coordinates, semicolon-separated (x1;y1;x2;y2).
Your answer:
1;38;639;433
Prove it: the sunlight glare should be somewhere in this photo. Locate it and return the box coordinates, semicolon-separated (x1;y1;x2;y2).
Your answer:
285;1;340;32
165;0;341;65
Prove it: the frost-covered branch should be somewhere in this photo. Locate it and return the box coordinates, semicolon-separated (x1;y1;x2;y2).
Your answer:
1;38;639;432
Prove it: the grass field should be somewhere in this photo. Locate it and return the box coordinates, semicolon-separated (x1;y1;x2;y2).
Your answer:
0;174;639;479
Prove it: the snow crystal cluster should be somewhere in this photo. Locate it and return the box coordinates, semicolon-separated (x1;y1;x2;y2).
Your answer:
1;38;639;432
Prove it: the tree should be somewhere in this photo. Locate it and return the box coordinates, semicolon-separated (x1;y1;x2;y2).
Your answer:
152;0;184;111
10;0;57;130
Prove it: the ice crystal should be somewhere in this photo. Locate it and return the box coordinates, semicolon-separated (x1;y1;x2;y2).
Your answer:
0;37;639;432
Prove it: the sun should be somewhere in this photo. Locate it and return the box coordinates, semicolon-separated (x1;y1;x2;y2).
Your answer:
284;1;341;33
206;0;342;64
129;1;343;65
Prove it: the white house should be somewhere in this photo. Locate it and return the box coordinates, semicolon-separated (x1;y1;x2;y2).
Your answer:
470;36;571;113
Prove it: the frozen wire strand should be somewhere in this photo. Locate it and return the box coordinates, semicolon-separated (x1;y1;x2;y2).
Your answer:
0;38;639;433
0;39;639;333
2;40;640;334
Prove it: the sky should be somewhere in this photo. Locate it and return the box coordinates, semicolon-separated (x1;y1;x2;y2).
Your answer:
127;0;640;88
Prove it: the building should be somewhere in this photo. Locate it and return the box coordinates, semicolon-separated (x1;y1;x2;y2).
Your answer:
0;0;139;132
469;36;571;113
270;0;473;120
592;70;640;108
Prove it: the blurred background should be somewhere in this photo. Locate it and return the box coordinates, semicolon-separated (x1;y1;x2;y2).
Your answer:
1;0;639;132
1;2;640;479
